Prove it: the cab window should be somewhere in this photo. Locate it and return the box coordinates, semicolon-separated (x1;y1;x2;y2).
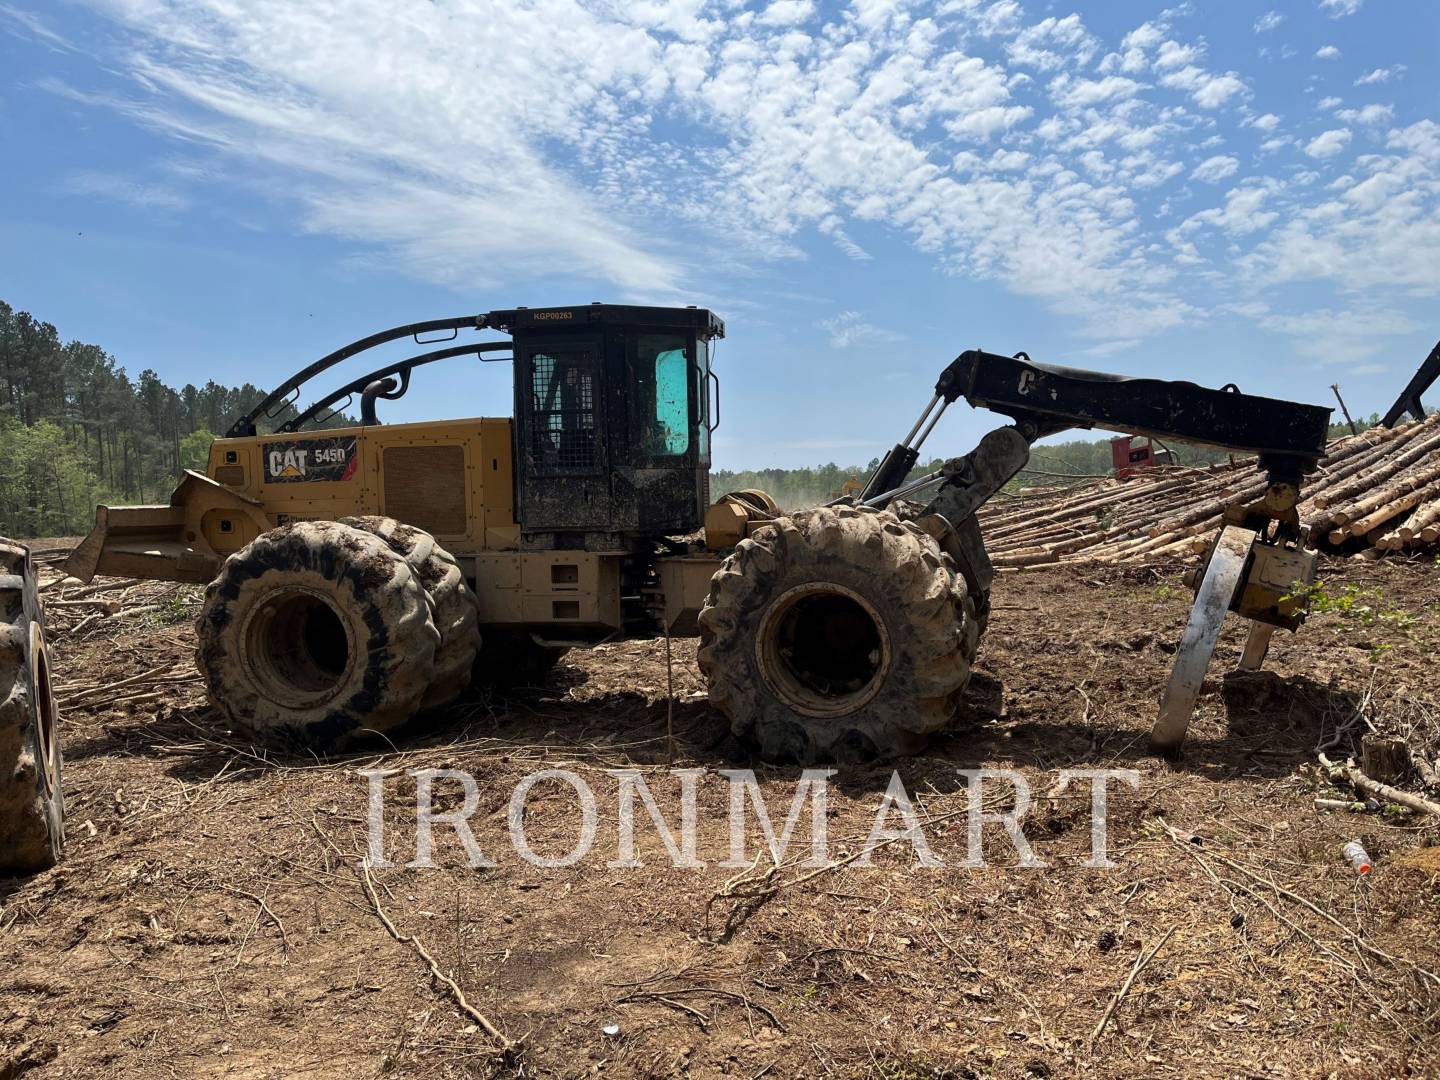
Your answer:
529;348;597;472
633;333;691;458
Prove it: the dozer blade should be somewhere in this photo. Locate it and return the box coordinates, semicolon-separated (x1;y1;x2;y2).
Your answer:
65;471;264;584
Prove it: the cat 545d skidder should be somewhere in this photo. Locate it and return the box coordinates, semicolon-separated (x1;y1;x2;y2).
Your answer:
64;304;1331;762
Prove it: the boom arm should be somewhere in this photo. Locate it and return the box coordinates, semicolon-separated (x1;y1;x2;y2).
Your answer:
946;350;1331;461
1381;338;1440;428
864;348;1331;528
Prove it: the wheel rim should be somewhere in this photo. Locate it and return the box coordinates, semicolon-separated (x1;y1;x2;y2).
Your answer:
240;587;355;709
755;582;892;718
28;624;60;796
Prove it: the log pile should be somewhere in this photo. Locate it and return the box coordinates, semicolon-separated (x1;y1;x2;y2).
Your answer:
978;411;1440;569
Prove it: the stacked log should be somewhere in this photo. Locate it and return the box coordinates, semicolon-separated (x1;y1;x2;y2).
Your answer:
977;411;1440;569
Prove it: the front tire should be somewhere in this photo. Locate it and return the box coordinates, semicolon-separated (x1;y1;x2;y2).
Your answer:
339;516;480;710
0;541;63;875
697;506;978;763
196;521;438;747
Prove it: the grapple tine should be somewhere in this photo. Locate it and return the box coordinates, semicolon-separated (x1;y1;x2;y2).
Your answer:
1150;525;1257;758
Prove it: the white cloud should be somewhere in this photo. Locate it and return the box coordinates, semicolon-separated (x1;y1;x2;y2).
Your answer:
1177;180;1281;236
1159;65;1247;109
1190;155;1238;183
1100;19;1177;75
1240;120;1440;300
1256;307;1414;364
821;311;897;348
1122;22;1164;51
757;0;814;27
0;3;74;50
1154;40;1201;69
1355;66;1405;86
1253;11;1284;32
1006;14;1098;71
818;215;872;260
1319;0;1363;15
947;104;1034;138
1337;103;1393;126
1317;96;1343;109
63;170;189;211
1304;128;1352;158
50;0;1436;365
1049;75;1142;110
1314;45;1340;59
988;148;1030;170
1129;157;1183;188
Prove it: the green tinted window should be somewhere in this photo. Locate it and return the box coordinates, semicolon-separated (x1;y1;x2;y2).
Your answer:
636;334;690;458
654;347;689;455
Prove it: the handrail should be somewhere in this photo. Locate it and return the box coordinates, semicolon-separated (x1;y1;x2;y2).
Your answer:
278;341;512;432
226;315;490;437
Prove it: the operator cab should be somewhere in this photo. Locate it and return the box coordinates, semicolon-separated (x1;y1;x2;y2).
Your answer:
484;304;723;550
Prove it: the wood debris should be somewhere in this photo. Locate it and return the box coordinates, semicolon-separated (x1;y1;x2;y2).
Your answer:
979;411;1440;568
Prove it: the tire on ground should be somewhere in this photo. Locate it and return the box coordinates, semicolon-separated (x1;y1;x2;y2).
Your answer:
338;516;480;710
0;540;63;874
697;505;978;763
472;629;569;688
196;521;438;747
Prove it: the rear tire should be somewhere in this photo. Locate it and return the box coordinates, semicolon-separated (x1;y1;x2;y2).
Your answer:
196;521;438;747
0;541;63;875
697;506;978;763
338;516;480;710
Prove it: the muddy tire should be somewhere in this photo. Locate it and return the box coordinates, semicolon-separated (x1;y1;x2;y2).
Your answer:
472;630;569;688
0;541;63;875
338;516;480;710
697;505;978;763
196;521;438;747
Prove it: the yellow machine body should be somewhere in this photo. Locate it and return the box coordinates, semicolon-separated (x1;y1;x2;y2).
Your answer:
66;417;776;640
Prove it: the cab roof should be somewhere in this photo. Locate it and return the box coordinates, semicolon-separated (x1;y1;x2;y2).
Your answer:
484;303;724;339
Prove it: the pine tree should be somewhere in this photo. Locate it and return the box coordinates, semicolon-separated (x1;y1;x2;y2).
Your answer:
0;300;357;537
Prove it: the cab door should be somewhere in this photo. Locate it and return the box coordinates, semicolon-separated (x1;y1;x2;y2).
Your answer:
515;334;612;534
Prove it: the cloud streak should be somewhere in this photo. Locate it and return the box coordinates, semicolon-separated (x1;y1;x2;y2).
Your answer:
55;0;1438;358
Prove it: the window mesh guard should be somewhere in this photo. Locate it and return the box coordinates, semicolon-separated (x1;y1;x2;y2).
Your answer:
530;352;597;471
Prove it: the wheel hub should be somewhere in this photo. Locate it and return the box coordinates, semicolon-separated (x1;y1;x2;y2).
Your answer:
240;587;355;709
755;582;892;718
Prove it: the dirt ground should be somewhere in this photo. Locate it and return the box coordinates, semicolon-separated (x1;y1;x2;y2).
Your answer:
4;552;1440;1079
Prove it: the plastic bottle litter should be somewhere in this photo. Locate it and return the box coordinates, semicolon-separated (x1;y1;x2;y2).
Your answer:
1342;840;1372;875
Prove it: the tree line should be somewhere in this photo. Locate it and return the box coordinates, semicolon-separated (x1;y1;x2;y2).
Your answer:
0;300;348;538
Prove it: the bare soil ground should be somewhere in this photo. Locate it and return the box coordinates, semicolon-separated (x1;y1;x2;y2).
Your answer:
4;554;1440;1079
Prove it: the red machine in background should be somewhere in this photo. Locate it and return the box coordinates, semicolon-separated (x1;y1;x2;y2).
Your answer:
1110;434;1177;479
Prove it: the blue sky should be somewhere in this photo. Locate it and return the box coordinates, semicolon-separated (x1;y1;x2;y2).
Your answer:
2;0;1436;469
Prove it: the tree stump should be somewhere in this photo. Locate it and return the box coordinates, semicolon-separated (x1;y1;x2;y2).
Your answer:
1361;734;1413;784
